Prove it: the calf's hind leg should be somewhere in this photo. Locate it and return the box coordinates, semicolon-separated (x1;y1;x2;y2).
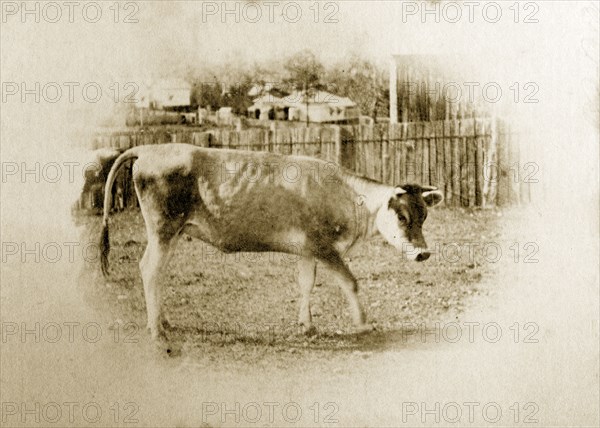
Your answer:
297;256;317;334
139;231;177;340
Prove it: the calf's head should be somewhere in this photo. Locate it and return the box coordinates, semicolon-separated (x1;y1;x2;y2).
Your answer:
375;184;443;261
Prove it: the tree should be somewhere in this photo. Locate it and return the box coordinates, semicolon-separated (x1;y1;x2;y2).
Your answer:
283;50;325;91
224;76;254;116
325;54;388;120
190;79;223;110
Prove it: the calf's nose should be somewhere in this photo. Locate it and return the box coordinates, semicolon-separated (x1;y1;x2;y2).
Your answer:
416;251;430;262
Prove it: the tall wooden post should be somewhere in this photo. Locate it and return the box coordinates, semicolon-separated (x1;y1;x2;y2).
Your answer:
389;57;398;124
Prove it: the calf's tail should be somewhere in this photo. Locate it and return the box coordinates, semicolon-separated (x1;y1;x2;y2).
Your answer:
100;148;140;276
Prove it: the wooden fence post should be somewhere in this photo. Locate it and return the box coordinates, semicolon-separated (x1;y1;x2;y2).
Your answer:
466;118;477;207
397;123;407;185
496;118;510;207
406;123;416;183
333;125;342;165
474;118;485;206
422;121;432;185
428;124;437;187
482;116;498;208
415;122;424;184
508;127;521;205
435;120;445;193
443;120;452;206
451;120;461;207
458;119;469;206
380;126;387;183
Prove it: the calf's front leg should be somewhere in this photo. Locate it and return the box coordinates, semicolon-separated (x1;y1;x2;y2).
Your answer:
320;252;373;334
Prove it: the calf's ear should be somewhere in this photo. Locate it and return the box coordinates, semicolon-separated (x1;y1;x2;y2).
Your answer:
394;186;406;196
422;190;444;207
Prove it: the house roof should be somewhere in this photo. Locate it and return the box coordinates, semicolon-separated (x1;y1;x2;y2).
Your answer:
251;94;286;105
283;91;356;108
249;90;356;110
249;84;291;99
248;92;294;111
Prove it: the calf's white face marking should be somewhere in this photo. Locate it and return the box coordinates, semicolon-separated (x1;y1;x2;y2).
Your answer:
375;185;444;261
375;199;411;253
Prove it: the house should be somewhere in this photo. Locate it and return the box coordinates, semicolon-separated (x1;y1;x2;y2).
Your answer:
149;78;192;110
125;79;194;126
284;90;360;124
129;78;191;110
247;88;360;124
247;93;288;120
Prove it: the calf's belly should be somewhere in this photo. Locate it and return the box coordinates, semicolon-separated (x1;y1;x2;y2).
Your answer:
183;219;308;255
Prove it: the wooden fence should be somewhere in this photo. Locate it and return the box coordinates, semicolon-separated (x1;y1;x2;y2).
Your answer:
338;119;528;207
88;118;528;208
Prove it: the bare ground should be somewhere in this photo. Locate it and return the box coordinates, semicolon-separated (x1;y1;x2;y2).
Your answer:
3;204;598;427
75;207;501;365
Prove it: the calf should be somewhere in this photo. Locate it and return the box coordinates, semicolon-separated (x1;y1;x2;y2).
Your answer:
100;144;443;340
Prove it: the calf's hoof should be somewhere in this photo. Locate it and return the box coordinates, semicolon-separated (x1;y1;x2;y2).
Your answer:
147;324;168;342
301;324;317;336
354;323;375;335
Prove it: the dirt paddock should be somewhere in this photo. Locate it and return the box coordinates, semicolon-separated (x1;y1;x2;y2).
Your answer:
4;200;597;427
76;207;501;364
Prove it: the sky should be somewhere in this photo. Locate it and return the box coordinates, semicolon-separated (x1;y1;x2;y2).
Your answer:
3;2;596;103
1;2;598;193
